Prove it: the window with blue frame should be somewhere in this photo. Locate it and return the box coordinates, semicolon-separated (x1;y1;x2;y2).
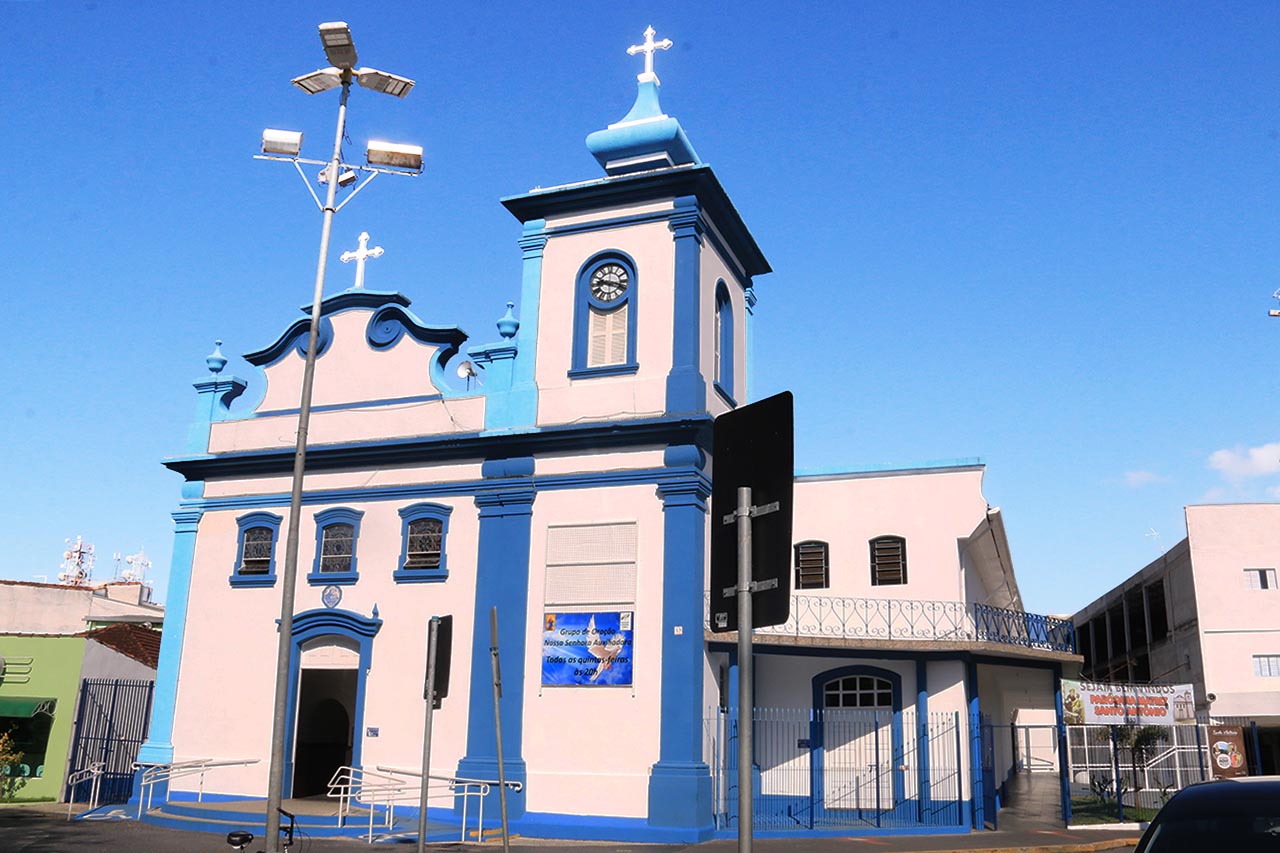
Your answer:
569;253;638;378
714;281;734;402
308;507;363;585
230;511;282;588
394;503;452;584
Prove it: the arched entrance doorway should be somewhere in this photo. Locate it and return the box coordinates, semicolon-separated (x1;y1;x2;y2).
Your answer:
292;638;358;797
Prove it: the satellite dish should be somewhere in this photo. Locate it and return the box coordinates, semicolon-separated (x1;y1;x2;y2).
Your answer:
456;361;476;379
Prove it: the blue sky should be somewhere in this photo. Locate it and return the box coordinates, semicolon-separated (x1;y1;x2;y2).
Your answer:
3;2;1277;617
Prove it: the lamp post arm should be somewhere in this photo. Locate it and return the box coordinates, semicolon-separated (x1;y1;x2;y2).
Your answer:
264;69;352;853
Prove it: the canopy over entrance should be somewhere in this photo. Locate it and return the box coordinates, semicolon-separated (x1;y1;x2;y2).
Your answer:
0;697;56;718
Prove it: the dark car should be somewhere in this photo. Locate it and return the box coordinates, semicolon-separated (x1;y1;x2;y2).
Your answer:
1134;776;1280;852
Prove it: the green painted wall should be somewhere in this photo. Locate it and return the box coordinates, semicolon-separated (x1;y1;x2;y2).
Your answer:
0;635;86;801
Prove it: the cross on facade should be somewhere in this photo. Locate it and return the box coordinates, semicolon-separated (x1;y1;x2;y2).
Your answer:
340;231;384;290
627;25;672;80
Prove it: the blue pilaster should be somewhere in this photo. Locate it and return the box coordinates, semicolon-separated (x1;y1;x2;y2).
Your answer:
665;197;707;414
966;659;984;829
455;457;535;819
916;658;931;820
505;222;546;427
135;507;204;774
1054;663;1070;826
647;445;714;830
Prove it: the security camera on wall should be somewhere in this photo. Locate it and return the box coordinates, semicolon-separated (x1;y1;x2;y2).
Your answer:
1206;692;1217;703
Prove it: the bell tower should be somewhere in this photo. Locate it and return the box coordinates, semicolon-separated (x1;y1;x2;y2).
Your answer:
494;26;770;430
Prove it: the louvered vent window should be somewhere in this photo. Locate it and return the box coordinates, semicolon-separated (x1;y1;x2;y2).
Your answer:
587;304;629;368
404;518;443;569
870;536;907;586
545;522;637;607
794;540;829;590
239;527;273;574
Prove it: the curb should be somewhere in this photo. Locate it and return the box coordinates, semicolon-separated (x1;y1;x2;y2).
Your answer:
899;840;1139;853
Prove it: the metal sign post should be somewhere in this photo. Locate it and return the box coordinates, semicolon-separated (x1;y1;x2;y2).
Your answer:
489;606;511;853
416;617;440;853
735;486;755;853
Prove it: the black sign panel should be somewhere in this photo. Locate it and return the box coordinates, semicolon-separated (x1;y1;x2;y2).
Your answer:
710;391;793;632
426;615;452;709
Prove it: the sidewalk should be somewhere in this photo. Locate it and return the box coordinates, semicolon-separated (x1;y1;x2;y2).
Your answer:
1;803;1140;853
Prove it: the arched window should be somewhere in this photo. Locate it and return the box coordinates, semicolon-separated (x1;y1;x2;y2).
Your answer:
794;540;829;589
823;674;894;709
394;502;453;583
230;511;282;588
714;281;734;401
308;507;363;586
870;535;907;586
570;253;638;377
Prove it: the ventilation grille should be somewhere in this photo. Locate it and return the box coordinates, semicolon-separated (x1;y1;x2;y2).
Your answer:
545;523;637;607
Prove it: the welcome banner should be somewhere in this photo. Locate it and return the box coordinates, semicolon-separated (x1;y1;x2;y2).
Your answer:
1062;680;1196;725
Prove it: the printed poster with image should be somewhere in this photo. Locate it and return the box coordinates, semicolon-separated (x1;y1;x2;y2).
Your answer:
541;611;634;686
1206;725;1249;779
1061;680;1196;725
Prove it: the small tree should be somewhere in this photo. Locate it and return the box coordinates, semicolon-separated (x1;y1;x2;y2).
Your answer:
0;728;26;801
1115;725;1168;805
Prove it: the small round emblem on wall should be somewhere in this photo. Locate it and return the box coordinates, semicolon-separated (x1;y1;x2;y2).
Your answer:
321;585;342;609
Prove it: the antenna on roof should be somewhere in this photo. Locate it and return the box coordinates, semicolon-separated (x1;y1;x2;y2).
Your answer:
116;548;151;584
1270;288;1280;318
59;536;95;586
1145;528;1165;555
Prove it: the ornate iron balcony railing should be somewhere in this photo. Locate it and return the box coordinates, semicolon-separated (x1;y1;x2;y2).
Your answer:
703;592;1077;654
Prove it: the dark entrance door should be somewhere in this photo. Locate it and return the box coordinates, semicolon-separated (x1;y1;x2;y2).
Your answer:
66;678;154;804
292;669;356;797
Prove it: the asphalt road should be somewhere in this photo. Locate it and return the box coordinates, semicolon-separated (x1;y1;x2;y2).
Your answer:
0;805;1138;853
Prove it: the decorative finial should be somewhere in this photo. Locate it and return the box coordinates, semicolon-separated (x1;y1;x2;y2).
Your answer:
340;231;385;290
497;301;519;340
627;25;673;82
206;340;228;375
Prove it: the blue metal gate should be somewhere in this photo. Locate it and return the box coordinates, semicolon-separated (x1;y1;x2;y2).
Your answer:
66;678;154;804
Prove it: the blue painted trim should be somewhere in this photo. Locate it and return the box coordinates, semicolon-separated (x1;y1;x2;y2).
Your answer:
244;291;411;368
228;511;282;588
648;454;714;831
966;659;984;829
254;393;443;419
1054;662;1070;826
168;465;712;515
712;382;736;408
571;251;639;377
809;664;905;811
916;659;931;821
500;164;771;279
135;509;203;768
795;458;986;479
715;281;734;396
282;608;382;798
666;196;706;414
495;221;545;429
187;375;247;454
456;463;535;819
365;304;470;399
307;507;364;586
393;502;452;584
163;413;714;481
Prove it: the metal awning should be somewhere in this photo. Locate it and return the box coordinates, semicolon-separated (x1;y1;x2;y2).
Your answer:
0;696;56;718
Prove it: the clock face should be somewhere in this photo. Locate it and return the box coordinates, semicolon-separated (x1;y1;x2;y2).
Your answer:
589;264;629;302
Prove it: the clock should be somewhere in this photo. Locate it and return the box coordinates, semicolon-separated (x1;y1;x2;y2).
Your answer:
589;264;628;302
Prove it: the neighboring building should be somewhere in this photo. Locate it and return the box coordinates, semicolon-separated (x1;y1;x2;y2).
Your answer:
0;580;164;634
0;624;159;802
1073;503;1280;774
134;30;1076;841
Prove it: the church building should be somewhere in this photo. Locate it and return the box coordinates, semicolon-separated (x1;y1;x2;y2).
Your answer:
133;27;1079;841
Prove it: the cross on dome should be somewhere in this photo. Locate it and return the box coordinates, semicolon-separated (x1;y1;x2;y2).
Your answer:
627;25;672;82
340;231;384;290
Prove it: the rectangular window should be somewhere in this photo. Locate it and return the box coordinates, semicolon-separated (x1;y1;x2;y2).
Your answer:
870;536;907;586
1254;655;1280;677
1244;568;1277;590
405;518;443;569
587;304;628;368
239;527;274;574
1147;580;1169;642
319;523;354;573
794;541;829;590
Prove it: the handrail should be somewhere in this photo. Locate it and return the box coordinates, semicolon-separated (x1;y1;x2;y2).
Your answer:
66;761;105;821
134;758;259;819
373;765;524;844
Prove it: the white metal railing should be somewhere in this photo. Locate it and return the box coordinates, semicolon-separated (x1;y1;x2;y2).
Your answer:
366;765;522;844
66;761;105;821
134;758;259;818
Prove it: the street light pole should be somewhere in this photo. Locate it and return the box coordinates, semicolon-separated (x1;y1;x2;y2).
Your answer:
263;68;351;853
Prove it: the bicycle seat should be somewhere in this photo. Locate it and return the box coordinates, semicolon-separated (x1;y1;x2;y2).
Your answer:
226;830;254;849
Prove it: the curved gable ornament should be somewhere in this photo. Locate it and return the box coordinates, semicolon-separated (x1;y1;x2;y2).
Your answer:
288;607;383;641
366;304;470;397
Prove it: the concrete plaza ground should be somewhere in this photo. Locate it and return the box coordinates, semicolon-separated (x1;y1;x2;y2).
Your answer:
0;803;1139;853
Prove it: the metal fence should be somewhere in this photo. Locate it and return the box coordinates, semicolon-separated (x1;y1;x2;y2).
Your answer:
702;593;1076;654
704;707;964;831
1066;723;1207;813
66;678;154;805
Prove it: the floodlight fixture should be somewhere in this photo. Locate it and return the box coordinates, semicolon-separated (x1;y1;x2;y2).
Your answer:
261;129;303;156
291;67;343;95
356;67;415;98
319;21;358;69
367;140;423;171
